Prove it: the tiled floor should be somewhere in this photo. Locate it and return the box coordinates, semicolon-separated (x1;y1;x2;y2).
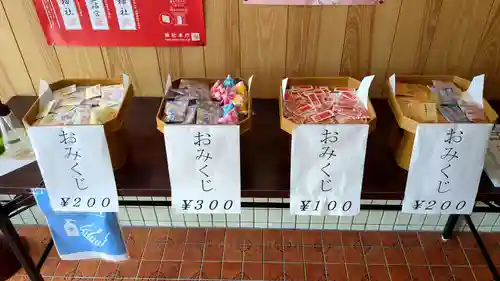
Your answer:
8;226;500;280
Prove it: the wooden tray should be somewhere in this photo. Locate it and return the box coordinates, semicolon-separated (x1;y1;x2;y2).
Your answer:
156;77;253;135
387;74;498;170
279;76;377;135
23;75;134;170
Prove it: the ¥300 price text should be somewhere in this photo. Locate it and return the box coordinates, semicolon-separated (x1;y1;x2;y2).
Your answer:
181;199;234;212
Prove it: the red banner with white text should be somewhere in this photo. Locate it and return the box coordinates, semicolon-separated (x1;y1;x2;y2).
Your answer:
33;0;205;46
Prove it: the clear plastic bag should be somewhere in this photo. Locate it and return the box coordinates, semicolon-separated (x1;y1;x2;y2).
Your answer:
163;100;188;123
182;104;198;124
196;101;220;125
179;79;211;101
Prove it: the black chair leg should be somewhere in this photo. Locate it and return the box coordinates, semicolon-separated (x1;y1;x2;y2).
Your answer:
464;215;500;281
0;213;44;281
441;214;460;240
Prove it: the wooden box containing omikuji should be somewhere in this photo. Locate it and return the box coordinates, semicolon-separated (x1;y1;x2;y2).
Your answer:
22;74;133;170
279;76;377;135
388;74;498;170
156;75;253;135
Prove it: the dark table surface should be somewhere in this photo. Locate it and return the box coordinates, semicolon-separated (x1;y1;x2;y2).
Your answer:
1;96;499;200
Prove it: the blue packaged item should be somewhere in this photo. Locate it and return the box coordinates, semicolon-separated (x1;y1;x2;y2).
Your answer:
33;189;128;261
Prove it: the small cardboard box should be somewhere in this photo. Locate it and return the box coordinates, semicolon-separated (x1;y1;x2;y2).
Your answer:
156;76;253;135
23;74;133;170
279;76;377;134
387;74;498;170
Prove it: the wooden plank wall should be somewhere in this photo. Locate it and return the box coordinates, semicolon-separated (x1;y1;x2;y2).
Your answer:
1;0;500;102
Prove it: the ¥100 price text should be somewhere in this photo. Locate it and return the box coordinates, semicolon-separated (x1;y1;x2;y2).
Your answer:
299;200;353;212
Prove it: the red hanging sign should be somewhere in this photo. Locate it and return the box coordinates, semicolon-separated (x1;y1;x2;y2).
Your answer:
33;0;206;47
243;0;382;4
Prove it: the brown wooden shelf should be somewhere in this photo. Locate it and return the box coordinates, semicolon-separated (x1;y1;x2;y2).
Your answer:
2;96;499;201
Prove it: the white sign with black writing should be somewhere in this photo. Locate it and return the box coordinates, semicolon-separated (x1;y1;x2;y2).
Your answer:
164;125;241;214
85;0;109;30
112;0;137;30
484;126;500;187
290;125;369;216
56;0;82;30
402;124;492;214
28;126;118;212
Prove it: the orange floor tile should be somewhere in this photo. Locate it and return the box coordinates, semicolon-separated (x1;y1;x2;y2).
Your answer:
7;226;500;280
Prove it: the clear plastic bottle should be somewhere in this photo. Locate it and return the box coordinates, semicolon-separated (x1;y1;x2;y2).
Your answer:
0;131;5;156
0;101;34;160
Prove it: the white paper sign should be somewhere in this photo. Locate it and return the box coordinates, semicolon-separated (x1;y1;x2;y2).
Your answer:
290;124;369;216
0;154;35;176
164;125;241;214
85;0;109;30
488;140;500;165
57;0;82;30
484;126;500;187
28;126;118;212
466;74;485;107
112;0;137;30
402;124;492;214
